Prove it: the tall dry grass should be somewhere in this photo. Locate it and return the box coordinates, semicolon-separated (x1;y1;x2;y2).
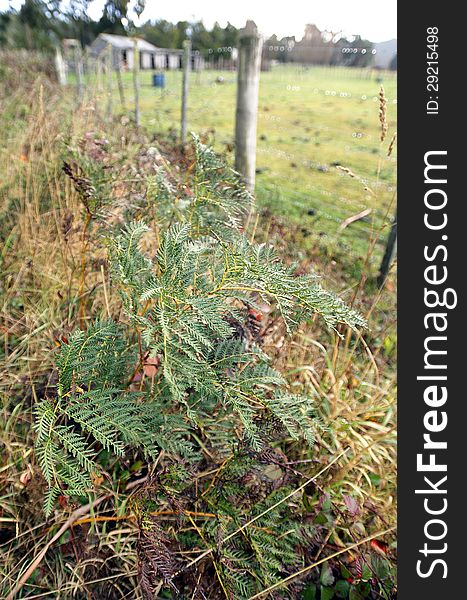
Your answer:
0;68;147;596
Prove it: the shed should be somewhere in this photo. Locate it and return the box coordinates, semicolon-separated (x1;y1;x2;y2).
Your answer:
88;33;203;71
89;34;159;70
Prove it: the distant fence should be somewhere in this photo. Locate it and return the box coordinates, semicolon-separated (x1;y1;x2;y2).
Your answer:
55;29;397;276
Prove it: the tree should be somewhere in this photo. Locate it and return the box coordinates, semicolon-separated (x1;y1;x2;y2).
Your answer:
14;0;57;51
139;19;179;48
61;0;95;47
264;34;295;63
0;0;91;50
190;20;211;53
138;19;239;56
333;35;374;67
96;0;145;35
223;21;237;47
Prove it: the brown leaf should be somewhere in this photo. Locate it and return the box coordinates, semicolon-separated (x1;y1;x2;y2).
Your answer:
143;356;160;378
19;470;32;486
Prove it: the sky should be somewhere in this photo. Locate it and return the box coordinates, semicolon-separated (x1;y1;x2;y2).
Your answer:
1;0;397;43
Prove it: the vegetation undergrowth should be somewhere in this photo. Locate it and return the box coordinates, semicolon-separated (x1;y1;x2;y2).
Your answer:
1;53;396;600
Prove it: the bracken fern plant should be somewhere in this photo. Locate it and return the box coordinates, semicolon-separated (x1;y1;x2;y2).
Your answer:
34;135;367;597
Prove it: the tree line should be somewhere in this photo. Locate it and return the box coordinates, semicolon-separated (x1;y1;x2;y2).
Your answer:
0;0;377;67
0;0;238;57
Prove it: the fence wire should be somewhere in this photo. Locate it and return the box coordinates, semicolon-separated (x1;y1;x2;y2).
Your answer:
66;60;397;264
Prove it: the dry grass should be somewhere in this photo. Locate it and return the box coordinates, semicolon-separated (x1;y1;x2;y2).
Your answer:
1;62;396;598
379;86;388;143
0;75;147;597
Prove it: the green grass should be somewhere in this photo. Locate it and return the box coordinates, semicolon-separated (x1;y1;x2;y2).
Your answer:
94;65;396;262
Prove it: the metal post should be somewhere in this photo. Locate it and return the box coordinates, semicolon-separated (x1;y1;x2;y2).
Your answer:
377;208;397;287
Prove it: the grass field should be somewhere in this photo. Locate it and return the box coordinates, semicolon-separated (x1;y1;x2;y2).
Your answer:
99;65;397;263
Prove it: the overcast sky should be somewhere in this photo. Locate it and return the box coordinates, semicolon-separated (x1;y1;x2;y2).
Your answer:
1;0;397;42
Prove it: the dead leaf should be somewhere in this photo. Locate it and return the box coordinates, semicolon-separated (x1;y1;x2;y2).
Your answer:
143;355;160;378
19;470;32;486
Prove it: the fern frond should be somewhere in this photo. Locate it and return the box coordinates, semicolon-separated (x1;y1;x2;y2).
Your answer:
35;137;367;524
264;393;324;445
43;485;61;517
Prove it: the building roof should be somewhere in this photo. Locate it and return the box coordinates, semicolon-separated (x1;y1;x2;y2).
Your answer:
94;33;159;53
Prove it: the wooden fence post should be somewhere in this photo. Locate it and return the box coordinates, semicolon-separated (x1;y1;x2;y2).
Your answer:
133;38;141;127
116;56;126;110
234;21;263;192
180;39;191;145
377;208;397;287
90;57;99;108
83;48;91;101
54;47;67;86
106;43;113;120
96;56;103;92
74;45;84;104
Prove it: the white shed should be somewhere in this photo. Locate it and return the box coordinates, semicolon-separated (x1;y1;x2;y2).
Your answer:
89;34;159;70
88;33;202;71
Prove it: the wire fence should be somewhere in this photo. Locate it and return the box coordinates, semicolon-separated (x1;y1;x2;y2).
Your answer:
63;54;397;266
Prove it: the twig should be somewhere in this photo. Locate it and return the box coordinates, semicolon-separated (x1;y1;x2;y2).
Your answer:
72;508;217;528
7;476;148;600
100;264;111;318
339;208;372;231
